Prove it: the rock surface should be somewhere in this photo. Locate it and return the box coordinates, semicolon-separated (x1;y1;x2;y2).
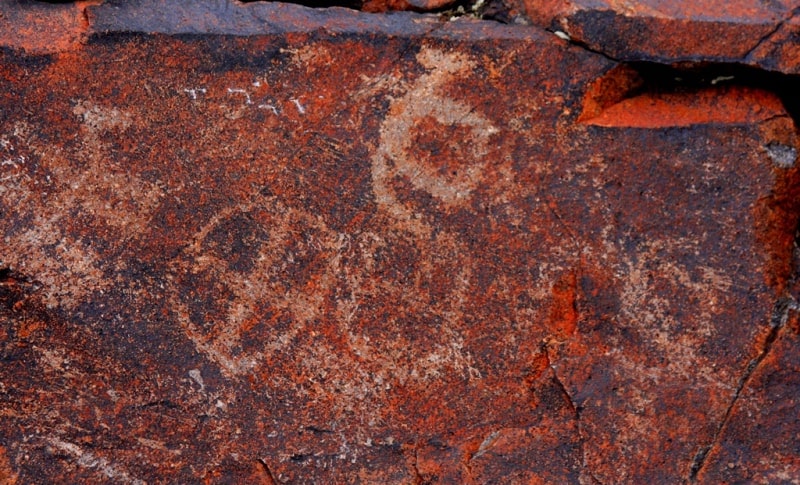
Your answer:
524;0;800;74
0;1;799;483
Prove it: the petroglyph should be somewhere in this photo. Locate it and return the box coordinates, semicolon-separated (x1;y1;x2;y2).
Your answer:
167;193;341;377
168;187;483;385
618;238;733;383
371;47;498;235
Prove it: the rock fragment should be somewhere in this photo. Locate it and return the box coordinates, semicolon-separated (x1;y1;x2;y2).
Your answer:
525;0;800;74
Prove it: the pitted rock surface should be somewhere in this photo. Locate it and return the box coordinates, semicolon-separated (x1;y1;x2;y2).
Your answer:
0;1;799;484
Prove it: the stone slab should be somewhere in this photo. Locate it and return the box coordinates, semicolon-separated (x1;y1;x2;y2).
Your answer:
0;1;799;483
525;0;800;74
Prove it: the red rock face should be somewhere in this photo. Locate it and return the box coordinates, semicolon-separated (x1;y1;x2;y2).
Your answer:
0;1;799;484
524;0;800;74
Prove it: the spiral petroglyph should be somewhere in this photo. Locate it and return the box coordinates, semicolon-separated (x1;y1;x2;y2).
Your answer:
371;47;498;234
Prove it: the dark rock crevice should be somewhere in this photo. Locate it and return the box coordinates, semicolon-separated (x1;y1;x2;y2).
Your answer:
410;444;425;485
38;0;521;24
240;0;517;21
257;457;280;484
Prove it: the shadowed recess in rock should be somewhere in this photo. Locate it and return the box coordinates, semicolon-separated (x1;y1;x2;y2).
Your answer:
580;61;800;129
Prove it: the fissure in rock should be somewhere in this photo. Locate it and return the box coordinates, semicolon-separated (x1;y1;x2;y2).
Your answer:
689;296;799;481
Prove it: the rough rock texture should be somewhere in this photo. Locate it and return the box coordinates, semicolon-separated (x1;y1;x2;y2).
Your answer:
525;0;800;74
0;1;799;483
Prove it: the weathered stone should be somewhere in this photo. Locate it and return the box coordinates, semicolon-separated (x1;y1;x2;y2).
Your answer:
525;0;800;74
0;1;798;483
0;0;99;55
749;12;800;75
697;304;800;483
